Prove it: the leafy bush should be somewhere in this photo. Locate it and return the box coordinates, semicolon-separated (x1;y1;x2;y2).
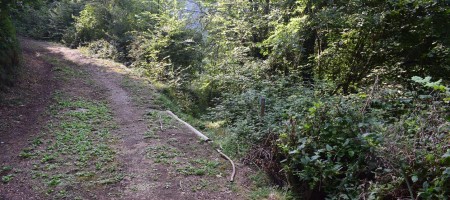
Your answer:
0;9;20;89
13;1;82;41
74;4;109;44
86;39;121;61
210;77;449;199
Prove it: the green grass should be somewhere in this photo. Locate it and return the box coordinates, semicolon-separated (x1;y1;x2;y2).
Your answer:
144;129;159;139
245;171;294;200
2;174;14;183
145;110;178;130
120;76;154;106
1;166;15;184
45;56;86;80
146;145;182;164
20;92;120;197
191;179;209;192
176;159;220;176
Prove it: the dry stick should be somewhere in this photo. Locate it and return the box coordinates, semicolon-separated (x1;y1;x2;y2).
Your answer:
166;110;236;182
217;149;236;182
166;110;210;142
360;75;379;114
158;114;163;131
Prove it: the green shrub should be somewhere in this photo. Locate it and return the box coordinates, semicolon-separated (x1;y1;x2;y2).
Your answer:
0;11;20;89
210;77;449;199
74;4;109;44
86;39;121;61
13;2;82;41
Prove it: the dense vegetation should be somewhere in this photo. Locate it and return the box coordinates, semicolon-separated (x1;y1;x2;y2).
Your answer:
9;0;450;198
0;0;20;89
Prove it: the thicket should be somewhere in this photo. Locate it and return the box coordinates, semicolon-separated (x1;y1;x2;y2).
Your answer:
0;0;20;89
13;0;450;199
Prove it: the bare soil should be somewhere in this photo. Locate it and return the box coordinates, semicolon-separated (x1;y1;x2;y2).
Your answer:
0;39;253;199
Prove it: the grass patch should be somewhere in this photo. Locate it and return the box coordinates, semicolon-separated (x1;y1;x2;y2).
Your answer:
1;174;14;183
44;56;86;82
1;166;15;184
20;92;120;197
120;76;154;106
146;145;182;165
144;129;159;139
246;171;293;200
145;110;178;130
176;159;220;176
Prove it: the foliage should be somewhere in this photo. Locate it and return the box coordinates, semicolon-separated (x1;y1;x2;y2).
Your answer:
86;39;121;61
0;1;20;89
210;77;449;198
11;0;450;198
74;3;109;44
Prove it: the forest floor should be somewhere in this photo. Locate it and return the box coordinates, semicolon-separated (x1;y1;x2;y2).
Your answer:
0;38;262;199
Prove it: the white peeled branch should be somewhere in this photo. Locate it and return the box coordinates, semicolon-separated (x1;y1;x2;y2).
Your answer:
166;110;210;141
166;110;236;182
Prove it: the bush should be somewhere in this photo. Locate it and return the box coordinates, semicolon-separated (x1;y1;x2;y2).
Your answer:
86;39;121;61
74;4;109;44
0;11;20;89
210;77;449;199
13;2;82;41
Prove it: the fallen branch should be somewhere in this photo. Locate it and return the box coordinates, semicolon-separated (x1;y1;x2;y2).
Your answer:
179;180;183;191
217;149;236;182
360;75;379;114
166;110;210;142
166;110;236;182
158;114;163;131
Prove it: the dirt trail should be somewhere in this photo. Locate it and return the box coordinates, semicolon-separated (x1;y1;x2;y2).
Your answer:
0;39;56;200
1;39;250;199
44;41;157;199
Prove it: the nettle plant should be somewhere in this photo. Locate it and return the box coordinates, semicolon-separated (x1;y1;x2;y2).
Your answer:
273;76;449;199
373;76;450;199
277;91;381;199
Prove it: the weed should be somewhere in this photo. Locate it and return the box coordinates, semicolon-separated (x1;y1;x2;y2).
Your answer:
144;129;159;139
177;166;206;176
22;91;120;197
1;166;13;172
146;145;181;164
177;159;220;176
191;179;209;192
98;174;124;185
47;175;63;187
19;148;35;159
1;174;14;183
41;154;56;163
249;187;272;200
31;138;43;147
249;171;270;188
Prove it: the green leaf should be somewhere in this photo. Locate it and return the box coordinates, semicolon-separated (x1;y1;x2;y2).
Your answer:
443;168;450;176
289;150;298;155
442;150;450;158
423;181;429;189
411;175;418;183
419;95;432;99
326;144;332;151
411;76;432;84
348;150;355;157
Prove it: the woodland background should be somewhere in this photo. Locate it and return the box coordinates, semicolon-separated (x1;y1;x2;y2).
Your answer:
1;0;449;199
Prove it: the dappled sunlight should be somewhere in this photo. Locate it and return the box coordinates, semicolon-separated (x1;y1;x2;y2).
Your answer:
5;0;449;198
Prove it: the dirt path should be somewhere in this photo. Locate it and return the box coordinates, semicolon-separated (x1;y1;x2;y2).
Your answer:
0;39;252;199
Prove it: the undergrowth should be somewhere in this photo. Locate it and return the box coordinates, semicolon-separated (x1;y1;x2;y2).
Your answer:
19;92;122;199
